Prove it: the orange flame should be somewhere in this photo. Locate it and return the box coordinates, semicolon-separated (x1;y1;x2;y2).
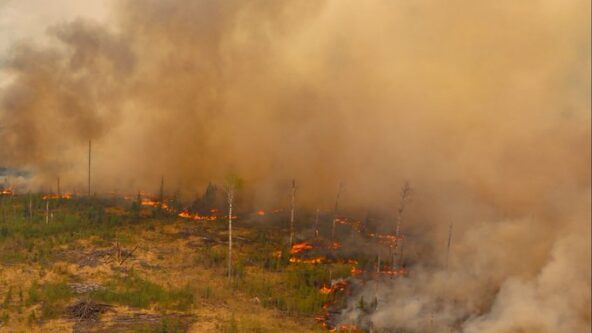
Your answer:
319;285;332;294
379;267;409;277
351;267;362;275
141;198;159;206
289;256;325;264
177;210;219;221
368;233;403;243
1;188;14;196
42;193;72;200
290;242;313;254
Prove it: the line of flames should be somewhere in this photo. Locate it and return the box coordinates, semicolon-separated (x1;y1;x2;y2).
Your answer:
42;193;73;200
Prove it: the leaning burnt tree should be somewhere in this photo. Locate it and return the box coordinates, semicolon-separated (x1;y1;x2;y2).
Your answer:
224;175;243;279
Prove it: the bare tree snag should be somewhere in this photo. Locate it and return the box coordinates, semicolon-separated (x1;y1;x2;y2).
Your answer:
314;208;320;239
393;181;412;269
289;179;296;246
28;191;32;221
224;175;243;280
331;182;344;240
394;181;411;238
446;223;453;270
88;140;92;197
227;186;234;279
159;176;164;209
45;198;49;224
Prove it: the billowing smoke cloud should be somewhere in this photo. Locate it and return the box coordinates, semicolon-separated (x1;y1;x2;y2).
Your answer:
0;0;590;331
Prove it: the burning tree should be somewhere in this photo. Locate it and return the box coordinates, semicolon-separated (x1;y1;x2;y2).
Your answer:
224;174;244;279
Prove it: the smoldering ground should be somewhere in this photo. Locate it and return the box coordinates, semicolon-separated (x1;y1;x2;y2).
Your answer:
0;0;590;332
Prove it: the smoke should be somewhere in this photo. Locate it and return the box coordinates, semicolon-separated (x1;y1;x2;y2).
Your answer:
0;0;590;331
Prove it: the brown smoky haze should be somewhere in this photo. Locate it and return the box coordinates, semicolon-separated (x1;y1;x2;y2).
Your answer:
0;0;590;332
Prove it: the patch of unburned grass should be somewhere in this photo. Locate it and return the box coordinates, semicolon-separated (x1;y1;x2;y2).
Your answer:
25;280;73;321
193;245;226;268
91;271;194;311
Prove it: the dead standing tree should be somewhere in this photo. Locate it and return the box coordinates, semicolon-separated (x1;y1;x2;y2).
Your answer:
331;182;345;241
224;175;243;280
446;223;453;270
392;181;412;268
314;208;320;239
289;179;296;246
88;140;92;197
159;176;164;208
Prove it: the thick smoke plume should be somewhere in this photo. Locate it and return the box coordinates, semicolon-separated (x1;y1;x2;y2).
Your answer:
0;0;590;331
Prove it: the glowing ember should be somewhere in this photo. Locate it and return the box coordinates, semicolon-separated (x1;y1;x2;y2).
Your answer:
329;241;342;250
256;210;266;216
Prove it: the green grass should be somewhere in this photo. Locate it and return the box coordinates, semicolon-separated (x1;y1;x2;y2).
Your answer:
25;281;73;321
193;245;227;268
0;196;127;265
91;271;194;311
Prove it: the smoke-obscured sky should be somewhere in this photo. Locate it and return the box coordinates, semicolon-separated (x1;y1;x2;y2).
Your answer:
0;1;590;330
0;0;110;89
0;0;109;50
